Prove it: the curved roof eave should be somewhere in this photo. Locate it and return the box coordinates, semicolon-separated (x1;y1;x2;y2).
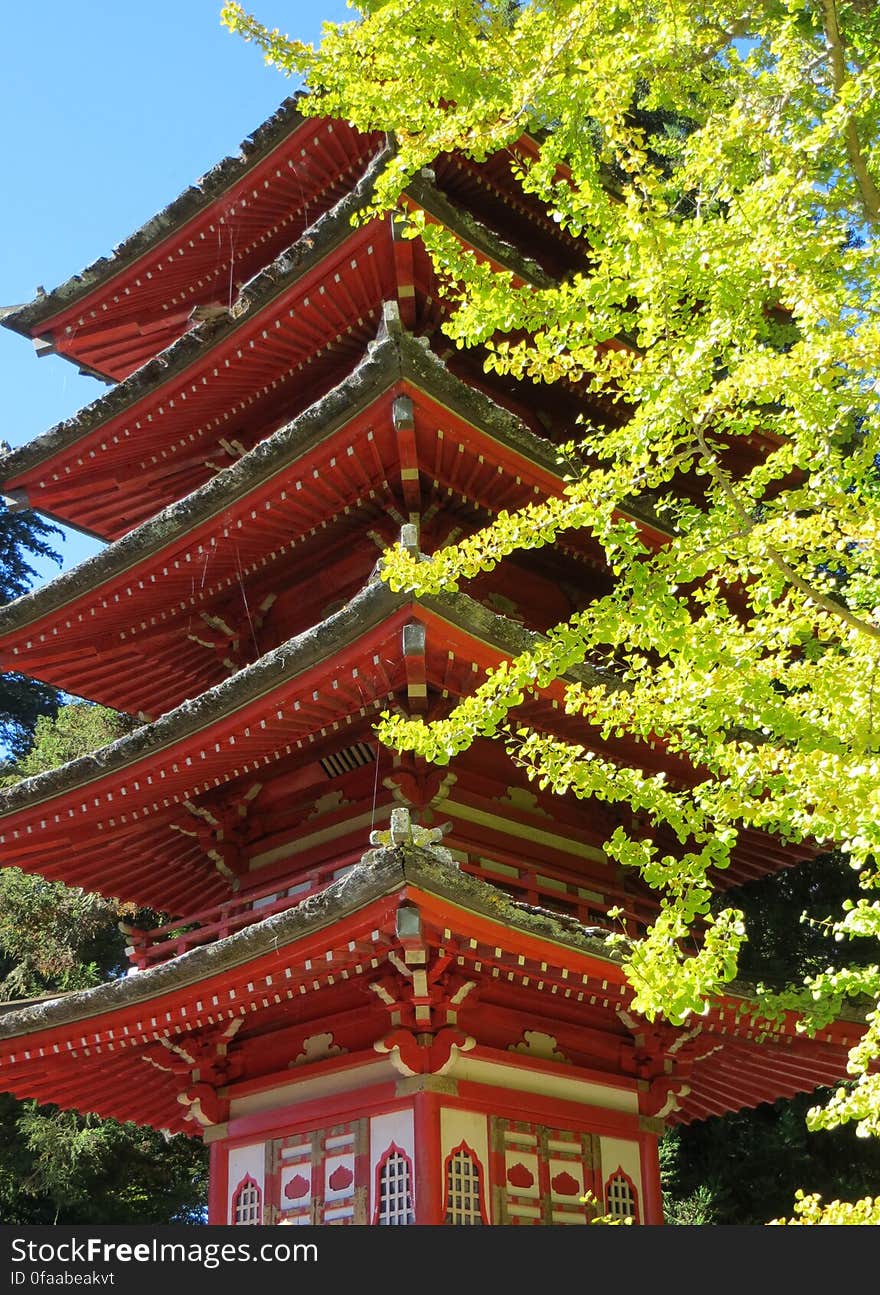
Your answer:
0;156;554;491
0;312;566;639
1;97;312;340
0;577;623;822
0;841;623;1043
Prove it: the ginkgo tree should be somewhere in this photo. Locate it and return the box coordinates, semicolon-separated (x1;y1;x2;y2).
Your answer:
222;0;880;1221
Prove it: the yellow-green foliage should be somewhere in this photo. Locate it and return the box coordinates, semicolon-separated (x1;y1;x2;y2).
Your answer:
771;1190;880;1225
224;0;880;1221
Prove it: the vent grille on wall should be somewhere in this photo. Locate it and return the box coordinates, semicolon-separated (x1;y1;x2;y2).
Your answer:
320;742;376;779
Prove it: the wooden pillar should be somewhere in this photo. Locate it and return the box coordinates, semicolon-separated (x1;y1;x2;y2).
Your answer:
638;1128;665;1225
414;1090;444;1224
207;1138;228;1225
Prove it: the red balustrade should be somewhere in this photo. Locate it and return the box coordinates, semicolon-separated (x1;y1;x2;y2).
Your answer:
124;849;364;970
124;841;656;971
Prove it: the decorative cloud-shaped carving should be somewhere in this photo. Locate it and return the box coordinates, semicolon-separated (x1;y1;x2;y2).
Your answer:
506;1162;535;1190
293;1032;344;1066
508;1030;570;1064
284;1173;310;1201
328;1164;354;1191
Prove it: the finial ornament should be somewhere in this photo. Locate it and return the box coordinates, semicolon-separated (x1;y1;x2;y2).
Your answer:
368;807;456;862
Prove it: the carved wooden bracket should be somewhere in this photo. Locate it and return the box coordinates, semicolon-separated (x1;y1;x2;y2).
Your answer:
169;782;263;886
186;593;275;673
142;1019;243;1127
374;1027;475;1077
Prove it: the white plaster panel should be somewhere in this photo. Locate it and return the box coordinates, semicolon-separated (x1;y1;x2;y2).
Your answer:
440;1108;489;1170
324;1151;356;1203
229;1058;391;1119
280;1163;312;1205
440;1108;491;1221
548;1158;585;1202
278;1134;312;1221
369;1109;415;1217
323;1127;357;1223
600;1136;643;1205
503;1150;540;1199
227;1142;266;1224
551;1208;587;1225
448;1055;638;1113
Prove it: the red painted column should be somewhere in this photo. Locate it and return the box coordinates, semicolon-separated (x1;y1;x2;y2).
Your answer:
414;1090;445;1224
207;1138;229;1225
638;1130;665;1225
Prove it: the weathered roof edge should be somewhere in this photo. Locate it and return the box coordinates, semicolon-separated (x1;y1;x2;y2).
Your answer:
0;843;621;1042
0;159;554;489
0;577;624;820
0;578;403;814
0;312;564;637
0;147;391;486
2;97;310;338
0;841;862;1043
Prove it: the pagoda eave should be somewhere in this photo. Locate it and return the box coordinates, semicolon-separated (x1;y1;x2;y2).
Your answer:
0;165;562;539
3;103;383;380
0;843;858;1138
3;114;585;384
0;573;801;911
0;580;631;909
1;315;620;714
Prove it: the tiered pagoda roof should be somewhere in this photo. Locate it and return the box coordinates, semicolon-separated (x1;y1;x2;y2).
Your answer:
0;97;856;1154
0;312;638;716
0;835;859;1135
2;103;383;382
0;145;591;539
2;100;581;385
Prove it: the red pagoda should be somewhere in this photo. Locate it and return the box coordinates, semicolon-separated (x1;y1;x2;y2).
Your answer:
0;98;861;1227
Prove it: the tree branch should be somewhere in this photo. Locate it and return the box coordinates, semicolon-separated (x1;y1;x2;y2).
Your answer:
820;0;880;229
694;428;880;642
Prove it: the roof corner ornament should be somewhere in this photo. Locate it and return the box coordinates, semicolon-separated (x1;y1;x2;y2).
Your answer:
369;805;453;853
380;299;402;336
399;521;420;557
2;488;29;513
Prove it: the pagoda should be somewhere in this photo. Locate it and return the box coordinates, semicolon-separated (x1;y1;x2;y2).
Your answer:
0;98;862;1227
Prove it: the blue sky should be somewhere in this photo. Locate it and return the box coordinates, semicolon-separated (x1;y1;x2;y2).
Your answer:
0;0;350;585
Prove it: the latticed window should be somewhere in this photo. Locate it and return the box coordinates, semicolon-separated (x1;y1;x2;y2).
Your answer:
605;1171;637;1223
376;1148;414;1225
445;1146;484;1224
232;1175;262;1225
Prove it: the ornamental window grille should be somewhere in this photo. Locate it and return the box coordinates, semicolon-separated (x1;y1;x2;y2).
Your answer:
232;1176;262;1225
376;1148;414;1225
605;1171;637;1223
445;1146;484;1225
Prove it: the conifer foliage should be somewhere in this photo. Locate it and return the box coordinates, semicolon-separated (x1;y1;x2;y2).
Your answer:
0;700;208;1219
0;502;62;762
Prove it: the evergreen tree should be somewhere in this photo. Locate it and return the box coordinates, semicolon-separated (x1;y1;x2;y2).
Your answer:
662;853;880;1223
0;500;63;761
0;705;208;1223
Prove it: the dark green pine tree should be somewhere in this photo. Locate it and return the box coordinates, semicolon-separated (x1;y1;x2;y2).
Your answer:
0;500;63;762
661;853;880;1224
0;505;209;1222
0;703;208;1223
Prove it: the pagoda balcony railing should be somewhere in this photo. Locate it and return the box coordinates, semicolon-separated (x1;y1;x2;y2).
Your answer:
124;845;656;972
123;853;365;972
460;846;657;938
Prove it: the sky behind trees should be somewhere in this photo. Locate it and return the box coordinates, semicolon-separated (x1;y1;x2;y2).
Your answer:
0;1;347;584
